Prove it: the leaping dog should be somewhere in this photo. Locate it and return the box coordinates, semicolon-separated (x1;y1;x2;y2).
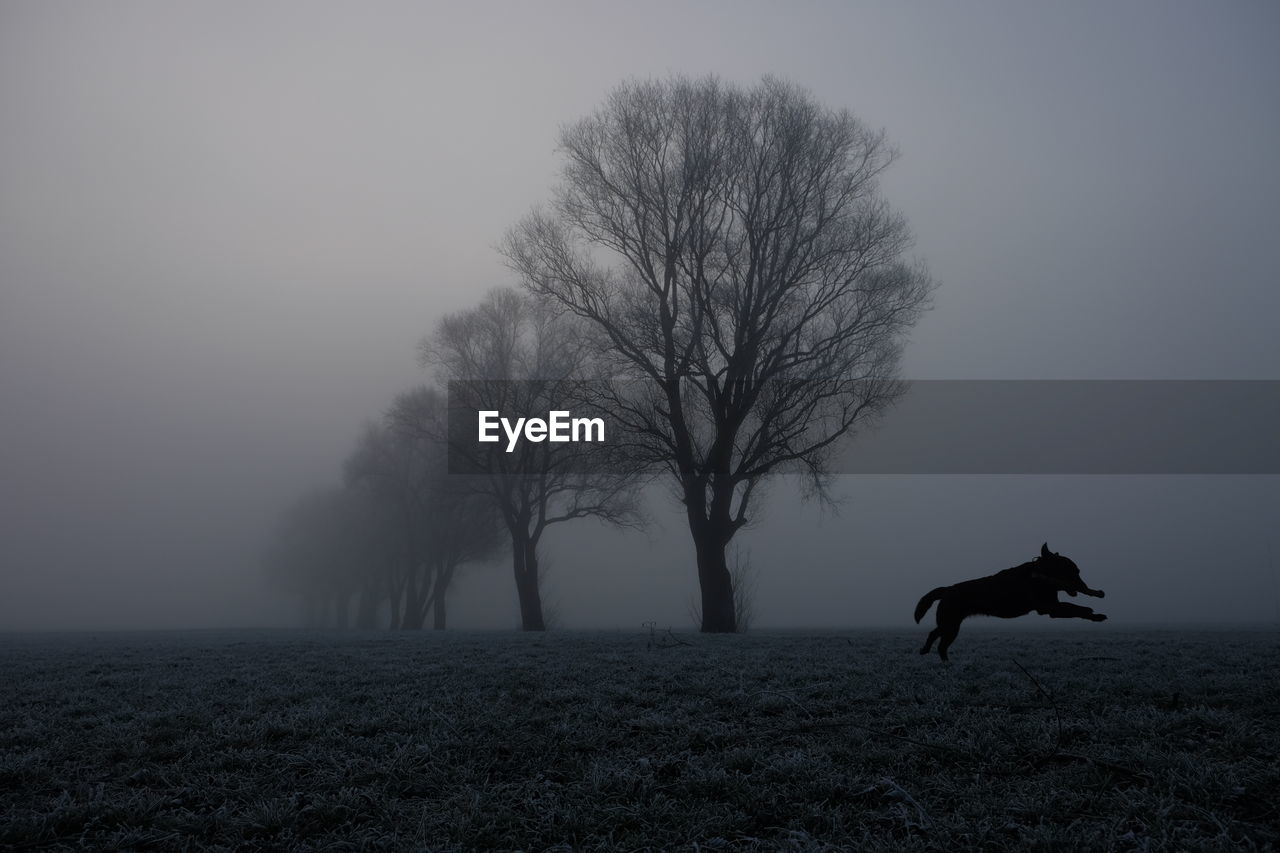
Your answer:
915;543;1107;661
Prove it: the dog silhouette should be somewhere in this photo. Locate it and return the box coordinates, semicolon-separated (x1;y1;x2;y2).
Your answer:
915;543;1106;661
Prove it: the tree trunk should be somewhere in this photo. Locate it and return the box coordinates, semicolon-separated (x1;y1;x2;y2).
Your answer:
399;523;423;629
355;582;380;629
400;562;433;630
432;585;447;630
694;528;736;632
387;560;403;630
401;597;427;630
512;535;545;631
431;565;451;631
682;474;737;633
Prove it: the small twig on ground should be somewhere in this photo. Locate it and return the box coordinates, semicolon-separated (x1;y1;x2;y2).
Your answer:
879;776;933;828
424;704;462;738
644;622;693;650
1011;657;1064;759
1044;752;1151;784
1009;657;1149;784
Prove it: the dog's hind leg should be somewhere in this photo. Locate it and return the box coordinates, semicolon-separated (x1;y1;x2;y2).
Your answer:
936;621;961;661
934;602;963;661
919;627;941;655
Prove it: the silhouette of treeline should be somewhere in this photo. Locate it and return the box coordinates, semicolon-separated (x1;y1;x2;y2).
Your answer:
263;386;500;630
264;74;934;632
264;289;640;631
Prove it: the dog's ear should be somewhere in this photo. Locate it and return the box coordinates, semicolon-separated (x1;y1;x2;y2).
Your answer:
1041;542;1052;559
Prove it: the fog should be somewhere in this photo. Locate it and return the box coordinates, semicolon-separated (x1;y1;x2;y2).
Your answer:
2;1;1277;631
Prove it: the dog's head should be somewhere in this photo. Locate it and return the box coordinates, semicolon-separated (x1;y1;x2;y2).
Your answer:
1032;543;1105;598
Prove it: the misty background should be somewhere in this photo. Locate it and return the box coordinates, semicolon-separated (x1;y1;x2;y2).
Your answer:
2;1;1277;631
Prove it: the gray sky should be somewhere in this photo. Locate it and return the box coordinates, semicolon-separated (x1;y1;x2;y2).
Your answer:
2;1;1277;631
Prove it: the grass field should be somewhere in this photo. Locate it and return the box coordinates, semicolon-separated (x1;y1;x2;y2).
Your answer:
2;628;1277;851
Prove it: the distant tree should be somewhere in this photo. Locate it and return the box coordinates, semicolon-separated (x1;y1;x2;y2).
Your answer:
423;287;642;630
343;422;425;628
344;488;399;628
344;387;501;630
385;386;502;630
263;486;384;629
505;75;935;631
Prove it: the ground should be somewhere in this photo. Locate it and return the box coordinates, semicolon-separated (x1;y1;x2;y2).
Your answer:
2;628;1277;851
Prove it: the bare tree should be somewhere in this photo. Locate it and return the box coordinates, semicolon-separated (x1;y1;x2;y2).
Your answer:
263;485;387;629
385;386;502;630
343;421;427;629
423;287;642;630
344;387;500;630
504;75;934;631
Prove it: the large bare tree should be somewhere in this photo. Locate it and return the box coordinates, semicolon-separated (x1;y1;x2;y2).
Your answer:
423;287;642;631
504;75;935;632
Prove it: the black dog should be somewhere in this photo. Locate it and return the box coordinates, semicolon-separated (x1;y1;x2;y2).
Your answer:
914;543;1106;661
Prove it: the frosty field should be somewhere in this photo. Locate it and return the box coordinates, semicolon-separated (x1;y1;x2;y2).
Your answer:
2;629;1277;851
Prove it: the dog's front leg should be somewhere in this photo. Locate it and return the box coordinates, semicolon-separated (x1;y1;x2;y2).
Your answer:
1047;602;1107;622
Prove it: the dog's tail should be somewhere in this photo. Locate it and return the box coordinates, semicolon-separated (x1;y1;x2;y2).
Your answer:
914;586;948;623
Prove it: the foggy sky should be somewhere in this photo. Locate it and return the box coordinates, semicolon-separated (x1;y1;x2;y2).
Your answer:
2;1;1277;631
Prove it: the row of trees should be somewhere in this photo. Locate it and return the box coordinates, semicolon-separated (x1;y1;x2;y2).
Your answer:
261;386;496;630
264;289;629;631
266;74;935;632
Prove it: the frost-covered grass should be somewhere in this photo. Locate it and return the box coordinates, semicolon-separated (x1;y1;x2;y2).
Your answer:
2;628;1277;851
